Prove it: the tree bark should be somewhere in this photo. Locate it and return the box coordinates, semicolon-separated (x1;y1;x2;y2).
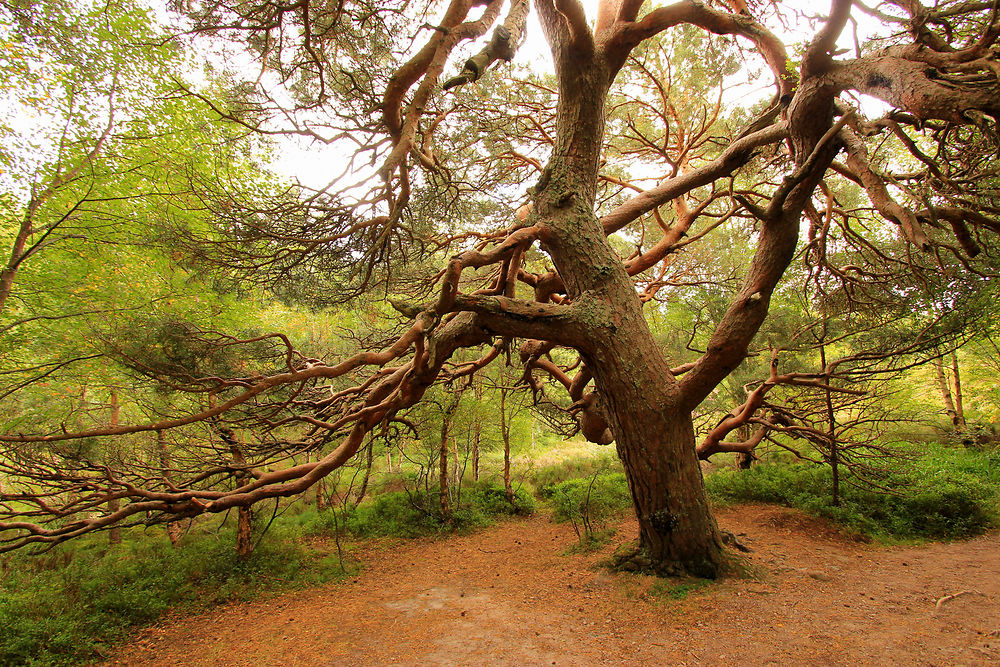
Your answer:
472;423;481;482
157;430;183;546
528;33;724;576
439;395;460;519
821;345;839;506
354;440;374;507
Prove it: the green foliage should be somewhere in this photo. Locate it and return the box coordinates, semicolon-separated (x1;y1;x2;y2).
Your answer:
347;490;486;537
549;472;633;544
706;443;999;540
530;449;622;498
466;481;536;517
302;481;535;540
0;522;351;665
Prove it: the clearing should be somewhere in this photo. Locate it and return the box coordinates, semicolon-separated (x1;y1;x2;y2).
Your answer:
104;504;1000;666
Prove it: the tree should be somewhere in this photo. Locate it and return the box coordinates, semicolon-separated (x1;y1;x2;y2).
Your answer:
2;0;999;578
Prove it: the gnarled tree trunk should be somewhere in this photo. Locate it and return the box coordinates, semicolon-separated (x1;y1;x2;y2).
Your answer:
529;25;725;576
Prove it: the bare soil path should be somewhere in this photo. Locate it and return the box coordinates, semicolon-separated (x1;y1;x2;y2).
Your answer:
104;504;1000;666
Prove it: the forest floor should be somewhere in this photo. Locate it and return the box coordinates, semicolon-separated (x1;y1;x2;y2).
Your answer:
103;504;1000;666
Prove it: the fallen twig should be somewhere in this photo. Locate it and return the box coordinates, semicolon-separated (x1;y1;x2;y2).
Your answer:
934;590;985;611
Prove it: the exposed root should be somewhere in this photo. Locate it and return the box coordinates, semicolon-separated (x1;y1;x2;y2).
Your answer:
608;541;735;580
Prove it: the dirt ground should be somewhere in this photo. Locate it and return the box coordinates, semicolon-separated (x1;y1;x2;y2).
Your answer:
103;504;1000;666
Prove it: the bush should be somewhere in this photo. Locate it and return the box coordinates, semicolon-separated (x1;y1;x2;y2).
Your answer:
705;443;998;540
331;482;535;539
0;521;350;666
465;481;536;517
549;472;633;544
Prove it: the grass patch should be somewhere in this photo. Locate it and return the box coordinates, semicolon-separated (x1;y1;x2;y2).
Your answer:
647;577;713;601
706;443;999;541
563;528;617;554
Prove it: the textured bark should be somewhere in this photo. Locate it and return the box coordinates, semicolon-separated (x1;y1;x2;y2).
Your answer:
821;345;839;507
438;393;460;519
236;506;254;558
951;352;966;430
529;19;725;575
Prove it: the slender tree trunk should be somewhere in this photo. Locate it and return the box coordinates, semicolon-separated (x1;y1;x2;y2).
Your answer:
472;424;481;482
108;391;122;546
439;416;451;519
315;476;326;510
951;351;966;430
821;345;839;506
935;355;960;427
220;425;254;557
354;440;374;507
157;430;183;546
236;504;253;558
438;395;461;520
500;389;513;503
472;383;482;481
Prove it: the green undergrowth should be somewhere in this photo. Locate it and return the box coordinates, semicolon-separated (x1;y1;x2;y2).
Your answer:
547;472;633;547
0;520;353;666
299;480;536;539
529;448;622;498
706;443;999;541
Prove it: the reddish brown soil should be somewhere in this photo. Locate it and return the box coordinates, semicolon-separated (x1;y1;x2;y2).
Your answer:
104;504;1000;666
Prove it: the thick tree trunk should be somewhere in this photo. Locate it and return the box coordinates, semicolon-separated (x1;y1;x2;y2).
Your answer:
530;30;724;577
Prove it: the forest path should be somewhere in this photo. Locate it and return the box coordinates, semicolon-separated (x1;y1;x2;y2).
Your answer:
104;504;1000;666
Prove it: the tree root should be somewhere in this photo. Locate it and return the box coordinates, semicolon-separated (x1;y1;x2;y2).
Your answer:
608;541;729;579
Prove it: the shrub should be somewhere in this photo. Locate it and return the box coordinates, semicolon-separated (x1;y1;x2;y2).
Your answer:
705;443;998;540
465;480;536;517
549;472;633;544
331;481;535;539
